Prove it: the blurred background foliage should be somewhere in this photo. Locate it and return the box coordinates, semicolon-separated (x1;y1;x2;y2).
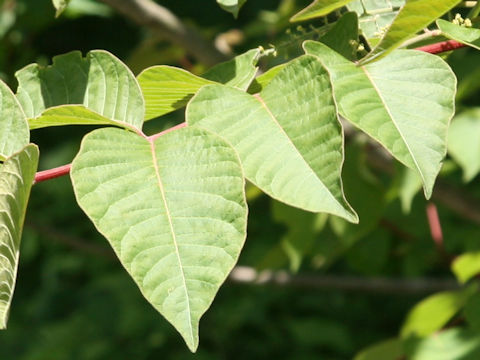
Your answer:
1;0;480;359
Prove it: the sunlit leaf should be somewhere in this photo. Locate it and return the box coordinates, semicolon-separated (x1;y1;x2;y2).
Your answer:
362;0;460;63
305;41;456;198
52;0;71;17
401;286;476;338
0;144;39;329
404;328;480;360
216;0;247;18
451;251;480;284
71;126;247;352
139;49;260;120
15;50;144;130
448;108;480;182
248;64;285;94
290;0;352;22
437;19;480;51
0;80;29;161
187;55;358;222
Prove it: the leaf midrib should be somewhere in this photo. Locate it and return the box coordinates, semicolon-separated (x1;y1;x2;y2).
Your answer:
148;137;194;345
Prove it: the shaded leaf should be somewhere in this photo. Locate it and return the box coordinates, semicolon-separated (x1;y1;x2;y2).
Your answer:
0;144;39;328
398;167;423;214
448;108;480;182
354;338;405;360
451;251;480;284
401;286;476;338
15;50;144;130
187;55;358;222
362;0;460;63
305;41;456;198
0;80;29;161
139;49;260;120
247;64;285;94
319;11;359;61
216;0;247;18
438;19;480;51
290;0;352;22
71;126;247;352
465;292;480;330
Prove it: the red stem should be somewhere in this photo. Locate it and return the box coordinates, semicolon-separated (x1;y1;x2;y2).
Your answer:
416;40;466;54
32;38;469;184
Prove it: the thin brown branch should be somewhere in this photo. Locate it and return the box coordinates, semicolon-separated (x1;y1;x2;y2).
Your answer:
99;0;229;66
229;266;460;295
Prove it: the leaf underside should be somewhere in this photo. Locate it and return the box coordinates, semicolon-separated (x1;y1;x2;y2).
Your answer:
304;41;456;198
0;144;39;329
15;50;144;130
71;127;247;352
188;55;357;222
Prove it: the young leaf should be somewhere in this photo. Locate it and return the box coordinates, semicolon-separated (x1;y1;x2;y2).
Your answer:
187;55;358;222
401;286;476;338
290;0;352;22
304;41;456;198
0;80;29;161
216;0;247;18
437;19;480;51
0;144;39;329
15;50;144;130
451;251;480;284
52;0;71;17
362;0;461;63
447;108;480;182
138;49;260;120
71;127;247;352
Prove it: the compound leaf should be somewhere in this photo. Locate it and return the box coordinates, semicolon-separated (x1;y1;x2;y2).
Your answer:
16;50;144;131
187;55;357;222
139;49;260;120
305;41;456;198
0;144;39;328
71;127;247;352
0;80;29;161
362;0;460;63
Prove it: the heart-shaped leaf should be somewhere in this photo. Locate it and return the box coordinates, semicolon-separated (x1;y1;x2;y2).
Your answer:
16;50;144;130
305;41;456;197
71;126;247;352
187;55;357;222
138;49;260;120
0;80;29;161
0;144;39;328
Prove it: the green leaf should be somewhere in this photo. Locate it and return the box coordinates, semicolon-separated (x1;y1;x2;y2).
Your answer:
304;41;456;198
0;80;29;161
398;167;423;214
247;64;285;94
202;48;260;90
437;19;480;51
362;0;461;63
451;251;480;284
138;49;260;120
0;144;39;329
465;292;480;330
354;338;405;360
347;0;404;42
216;0;247;18
448;108;480;182
70;127;247;352
290;0;352;22
187;55;358;222
404;328;480;360
401;287;476;338
15;50;144;131
318;12;359;61
52;0;71;17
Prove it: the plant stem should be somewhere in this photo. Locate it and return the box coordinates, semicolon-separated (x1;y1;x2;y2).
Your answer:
400;29;442;49
416;40;467;54
34;164;71;184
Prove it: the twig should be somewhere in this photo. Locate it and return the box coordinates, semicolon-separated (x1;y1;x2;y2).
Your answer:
34;164;71;184
400;30;441;49
229;266;460;295
416;40;467;54
99;0;228;66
